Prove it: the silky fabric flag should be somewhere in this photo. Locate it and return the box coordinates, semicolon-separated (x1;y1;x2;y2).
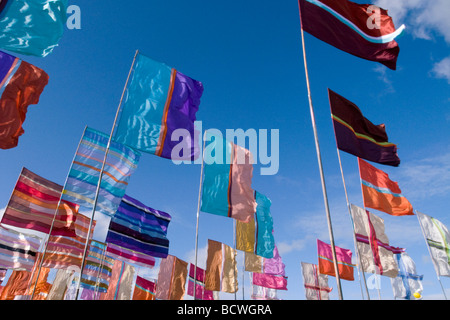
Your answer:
298;0;405;70
264;246;285;276
350;204;403;278
391;252;423;300
114;53;204;160
105;194;171;268
252;273;287;291
236;216;255;253
329;89;400;166
2;167;79;236
359;158;413;216
47;269;73;300
103;259;136;300
155;255;188;300
201;132;257;223
0;0;67;57
301;262;332;300
255;191;275;259
416;211;450;277
187;264;214;300
133;276;156;300
251;285;279;300
61;127;140;217
0;51;49;149
317;239;355;281
205;239;238;293
0;225;42;271
245;252;263;273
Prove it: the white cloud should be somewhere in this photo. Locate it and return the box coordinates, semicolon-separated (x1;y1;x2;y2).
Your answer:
432;56;450;84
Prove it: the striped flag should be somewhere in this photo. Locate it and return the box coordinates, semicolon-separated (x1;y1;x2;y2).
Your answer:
205;239;238;293
201;132;257;223
187;264;214;300
301;262;332;300
114;53;204;160
298;0;405;70
391;252;423;300
61;127;140;217
105;194;172;268
0;225;42;272
155;255;188;300
359;158;413;216
1;167;79;236
317;239;355;281
0;51;49;149
103;259;136;300
132;276;156;300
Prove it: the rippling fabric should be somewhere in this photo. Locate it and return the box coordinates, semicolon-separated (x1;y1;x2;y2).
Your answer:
0;0;67;57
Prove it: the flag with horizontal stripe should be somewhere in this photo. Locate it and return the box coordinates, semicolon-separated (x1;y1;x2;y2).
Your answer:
61;126;140;217
132;276;156;300
329;89;400;166
155;255;188;300
187;264;214;300
351;204;403;278
0;225;42;271
391;252;423;300
2;167;79;236
416;211;450;277
105;194;171;268
0;51;49;149
301;262;332;300
201;132;257;223
298;0;405;70
114;53;204;160
359;158;413;216
317;239;354;281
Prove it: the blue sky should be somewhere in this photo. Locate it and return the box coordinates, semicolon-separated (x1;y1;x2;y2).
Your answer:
0;0;450;300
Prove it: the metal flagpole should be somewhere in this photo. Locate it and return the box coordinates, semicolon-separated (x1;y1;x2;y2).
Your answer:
193;130;207;300
415;211;448;300
297;0;343;300
75;49;139;300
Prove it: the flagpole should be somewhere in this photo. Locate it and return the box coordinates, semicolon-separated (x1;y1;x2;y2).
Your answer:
75;50;139;300
415;211;448;300
298;0;343;300
193;130;207;300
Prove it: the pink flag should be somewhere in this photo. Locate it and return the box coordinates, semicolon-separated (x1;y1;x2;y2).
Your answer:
263;246;285;276
252;272;287;290
187;264;213;300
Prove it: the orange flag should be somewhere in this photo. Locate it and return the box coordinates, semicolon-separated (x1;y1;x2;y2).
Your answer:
358;158;413;216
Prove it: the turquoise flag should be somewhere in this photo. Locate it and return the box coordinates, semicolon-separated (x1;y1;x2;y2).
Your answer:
0;0;68;57
255;191;275;259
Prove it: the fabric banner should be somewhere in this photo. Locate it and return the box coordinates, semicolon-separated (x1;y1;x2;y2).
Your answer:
252;272;287;291
47;269;73;300
416;211;450;277
236;216;255;253
351;204;402;278
263;246;285;276
301;262;332;300
105;194;171;267
245;252;262;273
2;167;79;236
0;0;67;57
201;132;257;223
132;276;156;300
187;264;214;300
298;0;404;70
251;284;279;300
391;252;423;300
103;259;136;300
329;89;400;166
205;239;238;293
155;254;188;300
114;53;204;160
317;239;354;281
61;127;140;217
359;158;413;216
0;51;49;149
255;191;275;259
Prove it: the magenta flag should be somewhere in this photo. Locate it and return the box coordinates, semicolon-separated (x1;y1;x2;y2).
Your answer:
252;272;287;290
263;246;285;276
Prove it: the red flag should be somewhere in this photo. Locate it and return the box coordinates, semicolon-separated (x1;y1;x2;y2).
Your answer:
317;239;355;281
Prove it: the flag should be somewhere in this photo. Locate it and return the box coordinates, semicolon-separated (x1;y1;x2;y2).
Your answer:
61;127;140;217
236;216;255;253
132;276;156;300
298;0;405;70
155;255;188;300
187;264;214;300
47;269;73;300
251;284;279;300
0;225;42;271
0;51;49;149
252;273;287;291
1;167;79;236
301;262;332;300
114;53;204;160
205;239;238;293
264;246;286;276
391;252;423;300
244;252;263;273
0;0;67;57
351;204;403;278
317;239;355;281
105;194;171;268
359;158;413;216
328;89;400;166
103;259;136;300
416;211;450;277
201;132;257;223
0;269;50;300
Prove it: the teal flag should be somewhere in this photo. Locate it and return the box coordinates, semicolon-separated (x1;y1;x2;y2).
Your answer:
255;191;275;259
0;0;68;57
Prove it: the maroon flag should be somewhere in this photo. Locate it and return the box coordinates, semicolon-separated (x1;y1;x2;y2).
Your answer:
298;0;405;70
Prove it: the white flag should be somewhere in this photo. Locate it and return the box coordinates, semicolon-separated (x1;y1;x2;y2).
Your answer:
301;262;332;300
417;211;450;277
391;252;423;300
